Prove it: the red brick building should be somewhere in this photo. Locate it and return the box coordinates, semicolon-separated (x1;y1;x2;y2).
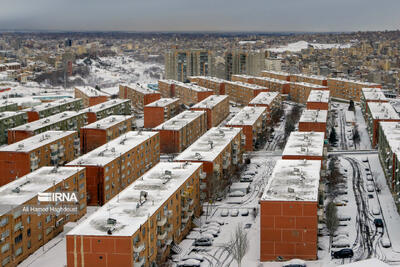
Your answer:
75;86;109;107
298;109;328;137
282;131;325;162
191;95;230;129
289;82;329;104
189;76;226;95
306;90;330;111
260;70;291;81
80;99;132;124
119;84;161;112
290;74;327;86
143;98;181;128
224;81;269;105
248;92;281;122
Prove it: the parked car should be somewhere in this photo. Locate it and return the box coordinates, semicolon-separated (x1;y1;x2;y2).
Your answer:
182;254;204;262
381;237;391;248
177;259;201;267
229;190;246;197
331;248;354;259
282;259;306;267
201;229;219;237
220;209;229;217
240;176;253;183
193;237;212;247
244;223;252;229
241;209;249;216
230;209;239;217
374;218;384;228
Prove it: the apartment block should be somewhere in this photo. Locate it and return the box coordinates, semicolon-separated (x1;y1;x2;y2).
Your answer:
224;81;268;105
0;101;18;112
191;95;229;129
260;159;321;261
224;50;265;80
154;110;207;154
298;109;328;137
327;78;381;101
361;88;388;116
119;84;161;112
158;80;177;98
366;102;400;147
289;82;329;104
81;99;131;124
290;74;327;86
66;162;203;267
282;132;325;163
248;92;281;122
174;82;214;106
80;115;135;154
0;112;28;145
8;111;87;144
74;86;109;107
0;167;86;267
306;90;330;111
0;131;79;186
143;98;181;128
260;70;291;81
226;106;267;151
175;127;243;200
23;98;83;122
67;131;160;206
189;76;226;95
233;75;291;94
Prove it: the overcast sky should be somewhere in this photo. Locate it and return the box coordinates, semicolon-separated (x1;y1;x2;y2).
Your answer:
0;0;399;32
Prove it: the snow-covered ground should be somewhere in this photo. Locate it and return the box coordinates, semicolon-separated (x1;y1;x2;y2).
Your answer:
267;40;353;53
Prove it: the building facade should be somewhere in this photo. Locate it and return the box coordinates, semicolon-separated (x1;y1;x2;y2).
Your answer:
306;90;330;111
224;50;264;80
119;84;161;112
74;86;109;107
191;95;230;129
289;82;329;104
189;76;226;95
224;81;268;105
81;99;131;124
23;98;83;122
248;92;281;122
327;78;381;101
0;112;28;145
143;98;181;128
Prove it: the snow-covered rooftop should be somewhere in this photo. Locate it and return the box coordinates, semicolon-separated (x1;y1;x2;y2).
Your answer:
191;95;228;109
75;86;109;97
299;109;328;123
121;84;159;95
260;70;290;76
291;81;328;89
189;76;226;83
0;166;85;216
225;81;267;90
254;76;291;84
260;159;321;202
175;127;241;162
82;115;134;130
81;99;130;114
22;98;82;112
0;111;26;120
307;90;330;103
154;110;205;131
67;131;158;166
0;131;76;152
178;82;213;92
328;78;380;86
0;101;17;108
282;131;325;157
226;106;266;126
249;92;280;106
361;88;387;101
145;98;180;108
10;111;84;132
367;102;400;120
292;73;327;81
67;162;202;236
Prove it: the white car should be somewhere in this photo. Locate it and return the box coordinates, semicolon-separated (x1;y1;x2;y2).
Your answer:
230;209;239;217
381;237;391;248
229;190;246;197
220;209;229;217
177;259;201;267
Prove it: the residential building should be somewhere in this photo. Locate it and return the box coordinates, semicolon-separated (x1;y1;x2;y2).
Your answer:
298;109;328;137
154;110;207;154
0;111;28;145
265;58;282;72
23;98;83;122
289;82;329;104
165;48;215;82
158;80;177;98
119;84;161;112
290;74;327;86
327;78;381;101
66;131;160;206
0;131;79;186
143;98;181;128
226;106;267;151
248;92;281;122
191;95;230;129
224;81;268;105
8;111;86;144
224;50;264;80
282;132;325;163
66;162;203;267
189;76;226;95
232;74;291;94
173;82;214;106
175;127;243;200
80;115;135;154
0;101;18;112
306;90;330;111
81;99;131;124
260;159;321;261
361;88;388;116
366;102;400;147
74;86;109;107
260;70;291;81
0;166;86;267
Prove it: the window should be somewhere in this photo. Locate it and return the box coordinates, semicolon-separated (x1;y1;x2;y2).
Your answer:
45;215;51;223
79;183;85;189
46;227;52;235
0;217;8;227
1;243;9;253
38;234;42;241
38;221;42;229
27;228;31;237
14;233;22;244
14;222;22;232
27;240;31;249
13;210;22;219
15;247;22;256
26;216;31;224
1;230;9;239
105;176;110;182
2;256;10;266
79;172;85;179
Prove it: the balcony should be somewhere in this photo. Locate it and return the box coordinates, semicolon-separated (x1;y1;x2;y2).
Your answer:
157;216;167;227
133;257;145;267
166;224;173;233
181;205;188;212
200;171;206;180
181;215;190;224
187;210;194;217
133;243;145;253
157;231;167;240
166;210;173;218
188;198;194;207
222;160;229;170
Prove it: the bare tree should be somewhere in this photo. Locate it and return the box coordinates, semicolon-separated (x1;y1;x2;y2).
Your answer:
353;126;361;148
221;223;249;267
326;201;339;248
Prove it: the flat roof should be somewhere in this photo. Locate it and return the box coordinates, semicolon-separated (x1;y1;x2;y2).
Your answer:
292;73;327;81
254;76;291;84
291;82;328;89
0;166;85;216
10;111;84;132
282;131;325;157
379;122;400;161
226;106;266;126
189;76;226;83
260;159;321;202
154;110;205;131
299;109;328;123
67;162;202;236
328;78;380;86
0;111;26;120
177;82;213;92
175;127;241;162
191;95;228;109
0;131;76;152
81;99;130;114
307;90;330;103
249;92;280;106
368;102;399;120
82;115;134;130
260;70;290;76
145;98;180;108
0;101;17;108
362;88;387;101
121;84;159;95
75;86;109;97
23;98;82;112
226;81;268;90
67;131;158;166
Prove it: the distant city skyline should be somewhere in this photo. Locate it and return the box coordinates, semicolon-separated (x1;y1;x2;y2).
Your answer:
0;0;399;32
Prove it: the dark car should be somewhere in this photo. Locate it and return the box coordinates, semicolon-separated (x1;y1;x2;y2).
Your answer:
331;248;354;259
374;218;384;228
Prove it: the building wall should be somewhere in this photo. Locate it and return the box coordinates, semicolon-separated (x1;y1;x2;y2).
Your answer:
327;79;381;101
189;77;225;95
298;122;327;137
7;131;34;144
119;85;161;112
74;88;108;108
306;102;329;110
254;78;290;94
225;83;268;105
291;75;327;86
289;84;328;104
144;100;181;128
174;84;213;106
191;97;229;129
158;80;175;98
260;71;290;81
260;200;318;261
